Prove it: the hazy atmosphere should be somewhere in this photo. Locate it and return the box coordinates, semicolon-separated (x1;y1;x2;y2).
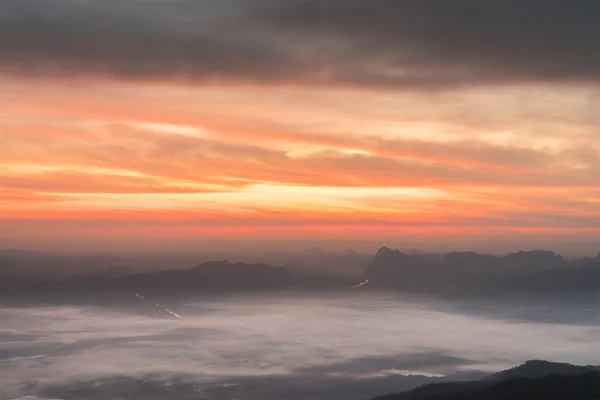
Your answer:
2;292;599;399
1;1;599;399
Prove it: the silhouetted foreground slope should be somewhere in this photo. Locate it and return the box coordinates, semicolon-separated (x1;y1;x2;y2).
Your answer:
486;360;599;382
372;361;600;400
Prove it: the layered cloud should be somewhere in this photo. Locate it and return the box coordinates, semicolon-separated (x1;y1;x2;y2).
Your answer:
2;293;599;398
0;0;598;249
1;0;598;87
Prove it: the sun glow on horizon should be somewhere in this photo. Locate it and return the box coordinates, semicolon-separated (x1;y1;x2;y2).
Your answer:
1;78;599;248
0;0;598;251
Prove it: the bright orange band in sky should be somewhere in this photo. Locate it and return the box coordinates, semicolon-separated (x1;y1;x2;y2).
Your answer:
1;77;599;251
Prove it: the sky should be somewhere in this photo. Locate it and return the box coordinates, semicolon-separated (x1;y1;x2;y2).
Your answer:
0;0;599;252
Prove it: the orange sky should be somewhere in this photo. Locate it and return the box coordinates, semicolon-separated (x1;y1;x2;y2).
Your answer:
0;1;598;252
1;78;598;251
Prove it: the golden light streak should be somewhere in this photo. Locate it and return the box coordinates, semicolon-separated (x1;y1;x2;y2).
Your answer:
0;77;598;246
351;279;369;289
134;293;184;319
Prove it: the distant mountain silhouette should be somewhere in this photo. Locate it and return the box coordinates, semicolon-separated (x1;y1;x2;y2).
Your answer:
108;260;296;291
573;250;600;267
503;262;600;294
3;247;599;297
362;247;598;296
372;360;600;400
1;260;297;298
363;247;439;281
503;249;566;271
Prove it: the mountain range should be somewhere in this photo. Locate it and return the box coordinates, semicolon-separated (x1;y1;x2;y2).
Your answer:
2;247;599;298
372;360;600;400
109;260;295;291
25;359;600;400
362;247;600;297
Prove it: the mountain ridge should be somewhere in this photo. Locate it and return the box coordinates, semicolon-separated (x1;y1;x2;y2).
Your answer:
361;246;600;296
371;360;600;400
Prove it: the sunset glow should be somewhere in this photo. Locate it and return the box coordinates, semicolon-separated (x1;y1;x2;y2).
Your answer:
1;0;598;251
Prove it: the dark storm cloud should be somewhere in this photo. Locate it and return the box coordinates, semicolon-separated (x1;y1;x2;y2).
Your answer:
0;0;598;88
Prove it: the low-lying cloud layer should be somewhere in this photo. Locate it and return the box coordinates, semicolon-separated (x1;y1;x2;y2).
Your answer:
1;292;599;399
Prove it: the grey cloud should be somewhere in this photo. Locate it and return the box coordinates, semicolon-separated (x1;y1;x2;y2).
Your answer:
0;0;305;81
251;0;600;87
33;355;481;400
0;0;598;88
292;352;478;375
